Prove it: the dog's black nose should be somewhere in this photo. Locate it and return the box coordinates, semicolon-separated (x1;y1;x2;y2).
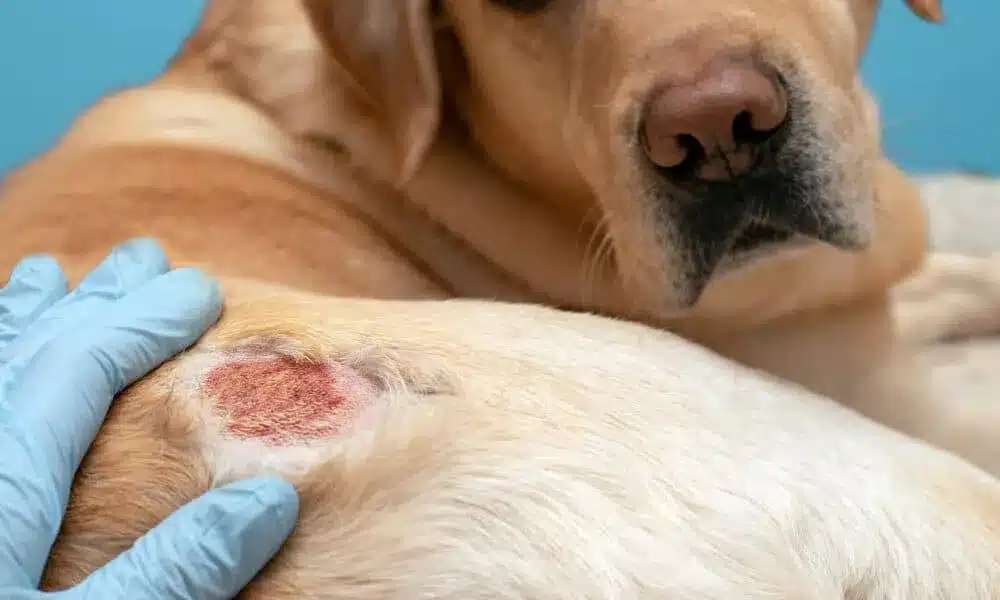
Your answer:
641;59;788;181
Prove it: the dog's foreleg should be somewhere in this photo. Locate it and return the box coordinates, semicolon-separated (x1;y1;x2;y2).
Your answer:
893;252;1000;345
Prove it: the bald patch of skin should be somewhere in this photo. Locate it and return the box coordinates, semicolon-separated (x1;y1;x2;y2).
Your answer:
204;355;376;446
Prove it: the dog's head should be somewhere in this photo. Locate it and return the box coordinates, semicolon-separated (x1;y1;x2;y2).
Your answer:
301;0;942;312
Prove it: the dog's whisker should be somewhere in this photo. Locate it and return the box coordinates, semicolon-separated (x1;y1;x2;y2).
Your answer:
590;228;616;307
580;209;613;306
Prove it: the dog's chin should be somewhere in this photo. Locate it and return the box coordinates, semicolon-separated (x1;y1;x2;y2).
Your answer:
612;213;867;319
662;207;873;312
713;222;813;277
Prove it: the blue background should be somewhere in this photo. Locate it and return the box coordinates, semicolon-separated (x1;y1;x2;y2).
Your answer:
0;0;997;177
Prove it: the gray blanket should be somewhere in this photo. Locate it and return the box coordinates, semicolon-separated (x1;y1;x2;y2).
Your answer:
917;174;1000;400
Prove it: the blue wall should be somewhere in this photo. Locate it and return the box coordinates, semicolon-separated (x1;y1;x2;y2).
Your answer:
0;0;203;176
861;0;999;174
1;0;997;177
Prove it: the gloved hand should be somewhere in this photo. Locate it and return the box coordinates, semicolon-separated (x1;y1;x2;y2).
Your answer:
0;238;299;599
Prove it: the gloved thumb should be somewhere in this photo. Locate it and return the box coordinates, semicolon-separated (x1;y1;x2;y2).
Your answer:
63;477;299;600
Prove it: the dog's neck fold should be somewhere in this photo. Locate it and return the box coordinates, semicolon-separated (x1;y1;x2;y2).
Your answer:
397;128;637;315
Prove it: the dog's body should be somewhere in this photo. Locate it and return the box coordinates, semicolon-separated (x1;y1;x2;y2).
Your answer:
5;0;1000;596
39;281;1000;599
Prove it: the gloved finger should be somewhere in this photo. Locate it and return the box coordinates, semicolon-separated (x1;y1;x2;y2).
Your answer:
12;266;223;443
11;265;221;473
69;477;299;600
0;255;67;349
0;238;170;367
0;423;58;589
0;268;222;584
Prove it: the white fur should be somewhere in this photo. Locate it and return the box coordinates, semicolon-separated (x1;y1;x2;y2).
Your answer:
165;292;1000;599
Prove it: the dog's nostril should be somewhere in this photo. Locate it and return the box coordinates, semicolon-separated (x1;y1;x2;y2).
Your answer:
733;110;763;144
732;107;783;148
641;59;789;178
674;134;706;173
639;130;706;175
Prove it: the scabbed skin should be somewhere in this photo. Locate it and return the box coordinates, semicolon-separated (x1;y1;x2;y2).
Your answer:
205;355;375;446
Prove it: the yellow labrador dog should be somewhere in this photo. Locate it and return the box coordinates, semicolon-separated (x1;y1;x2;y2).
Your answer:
5;0;992;469
6;0;1000;596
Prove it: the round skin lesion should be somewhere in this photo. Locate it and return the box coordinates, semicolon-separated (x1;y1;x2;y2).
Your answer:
204;355;377;446
167;330;463;483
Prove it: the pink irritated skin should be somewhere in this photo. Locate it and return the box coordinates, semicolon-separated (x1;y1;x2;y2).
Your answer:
204;355;377;446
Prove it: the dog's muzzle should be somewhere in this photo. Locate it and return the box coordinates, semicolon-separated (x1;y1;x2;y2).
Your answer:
637;60;870;308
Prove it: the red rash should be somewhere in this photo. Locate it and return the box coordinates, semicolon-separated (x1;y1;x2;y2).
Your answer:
204;356;365;446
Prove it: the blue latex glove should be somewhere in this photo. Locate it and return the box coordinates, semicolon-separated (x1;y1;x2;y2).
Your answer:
0;239;299;599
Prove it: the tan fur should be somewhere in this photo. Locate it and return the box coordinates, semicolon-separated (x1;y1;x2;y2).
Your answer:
7;0;1000;596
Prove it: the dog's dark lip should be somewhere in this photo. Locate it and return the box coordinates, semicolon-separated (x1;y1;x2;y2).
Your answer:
712;223;810;277
714;214;871;280
729;221;794;254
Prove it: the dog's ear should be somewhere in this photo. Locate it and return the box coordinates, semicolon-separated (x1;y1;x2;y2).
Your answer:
904;0;944;23
302;0;440;184
857;0;944;54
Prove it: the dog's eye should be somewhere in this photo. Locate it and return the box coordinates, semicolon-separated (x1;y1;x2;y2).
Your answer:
488;0;552;14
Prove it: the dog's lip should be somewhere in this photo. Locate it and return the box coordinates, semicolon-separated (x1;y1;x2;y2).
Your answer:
671;220;814;310
714;222;811;276
730;221;795;253
713;216;868;277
